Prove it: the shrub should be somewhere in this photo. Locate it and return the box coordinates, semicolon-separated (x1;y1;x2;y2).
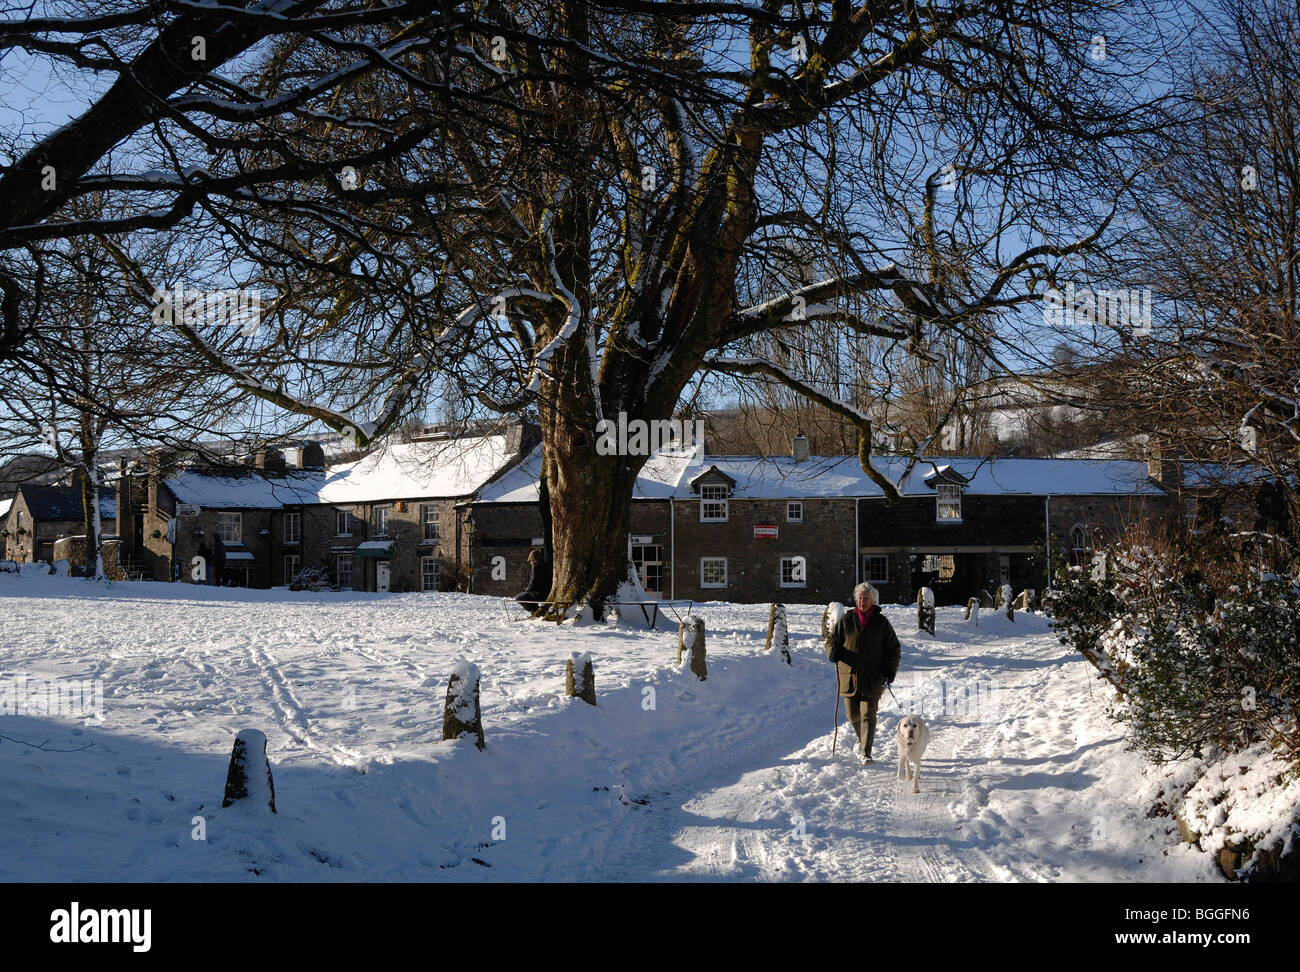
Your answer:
1051;524;1300;766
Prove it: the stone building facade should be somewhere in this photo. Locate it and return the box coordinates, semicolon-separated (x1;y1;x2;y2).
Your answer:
1;485;116;565
7;422;1269;608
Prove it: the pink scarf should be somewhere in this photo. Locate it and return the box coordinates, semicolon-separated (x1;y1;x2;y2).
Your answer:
855;605;877;628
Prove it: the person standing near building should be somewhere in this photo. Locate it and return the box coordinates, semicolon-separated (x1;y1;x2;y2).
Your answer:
828;582;901;764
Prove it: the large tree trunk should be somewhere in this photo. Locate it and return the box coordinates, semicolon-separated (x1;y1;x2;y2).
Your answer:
540;366;644;618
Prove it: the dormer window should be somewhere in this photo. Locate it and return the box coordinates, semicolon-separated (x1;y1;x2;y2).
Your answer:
700;483;729;522
936;484;962;522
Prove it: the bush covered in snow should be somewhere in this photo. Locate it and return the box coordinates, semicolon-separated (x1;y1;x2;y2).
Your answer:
1051;526;1300;768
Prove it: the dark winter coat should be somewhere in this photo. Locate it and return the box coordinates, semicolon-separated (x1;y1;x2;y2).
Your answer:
212;534;227;571
525;557;552;596
827;606;901;700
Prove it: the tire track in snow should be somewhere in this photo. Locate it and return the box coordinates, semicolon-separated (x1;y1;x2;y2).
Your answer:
245;641;368;771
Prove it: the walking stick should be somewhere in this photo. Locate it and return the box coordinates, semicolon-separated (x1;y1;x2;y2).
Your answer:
832;691;840;755
885;682;904;712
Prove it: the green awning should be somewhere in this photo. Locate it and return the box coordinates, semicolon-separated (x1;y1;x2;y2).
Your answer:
354;541;395;558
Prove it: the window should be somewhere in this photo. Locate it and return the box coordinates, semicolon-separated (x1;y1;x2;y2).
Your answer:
217;512;241;543
863;554;889;583
936;484;962;521
700;557;727;588
780;556;807;588
1071;524;1091;565
283;512;300;544
700;484;728;522
336;553;353;589
786;501;803;523
421;556;439;592
283;554;300;585
375;506;390;536
422;505;440;542
336;510;352;536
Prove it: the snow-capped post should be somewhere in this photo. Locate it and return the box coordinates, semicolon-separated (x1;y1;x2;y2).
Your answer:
764;603;792;664
917;587;936;636
221;729;276;813
999;584;1014;621
565;651;596;706
964;598;979;627
678;616;707;681
443;661;485;750
822;601;847;644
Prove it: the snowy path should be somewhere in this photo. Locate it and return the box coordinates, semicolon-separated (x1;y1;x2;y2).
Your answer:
0;578;1218;881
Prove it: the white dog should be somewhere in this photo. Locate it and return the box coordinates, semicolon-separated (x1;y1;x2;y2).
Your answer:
895;715;930;794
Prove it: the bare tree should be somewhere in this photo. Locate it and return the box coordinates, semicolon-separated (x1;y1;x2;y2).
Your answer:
1111;0;1299;551
3;1;1183;614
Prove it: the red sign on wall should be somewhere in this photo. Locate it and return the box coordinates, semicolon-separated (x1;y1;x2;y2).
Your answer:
754;524;778;539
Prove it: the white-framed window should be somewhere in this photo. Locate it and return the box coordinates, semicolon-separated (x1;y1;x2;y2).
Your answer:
700;484;728;522
863;554;889;583
283;554;300;585
936;484;962;521
335;553;353;589
217;512;241;543
422;504;440;542
421;556;439;592
780;556;807;588
786;501;803;523
700;557;727;588
283;512;300;544
336;510;352;536
1071;524;1091;565
375;506;390;537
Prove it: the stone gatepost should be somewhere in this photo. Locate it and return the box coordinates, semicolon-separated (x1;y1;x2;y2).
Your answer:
678;616;707;681
565;651;597;706
443;661;485;750
765;603;792;664
222;728;276;813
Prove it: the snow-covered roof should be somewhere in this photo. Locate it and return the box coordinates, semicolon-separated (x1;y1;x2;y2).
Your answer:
163;434;520;509
165;470;324;509
475;446;697;503
477;451;1173;502
879;456;1165;497
316;436;515;503
0;497;11;519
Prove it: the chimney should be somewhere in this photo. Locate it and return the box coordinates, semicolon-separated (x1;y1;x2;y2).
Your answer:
1146;439;1182;489
792;430;810;463
298;442;325;469
255;447;286;474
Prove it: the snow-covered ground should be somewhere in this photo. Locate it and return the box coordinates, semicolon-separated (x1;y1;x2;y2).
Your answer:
0;574;1222;881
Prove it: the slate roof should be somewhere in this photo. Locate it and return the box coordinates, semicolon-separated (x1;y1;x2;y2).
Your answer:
17;485;116;520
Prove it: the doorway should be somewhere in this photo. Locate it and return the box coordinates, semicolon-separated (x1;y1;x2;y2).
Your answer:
631;544;664;598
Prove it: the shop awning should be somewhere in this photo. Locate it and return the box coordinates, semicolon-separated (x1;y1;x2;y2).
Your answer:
225;551;255;562
354;540;395;558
